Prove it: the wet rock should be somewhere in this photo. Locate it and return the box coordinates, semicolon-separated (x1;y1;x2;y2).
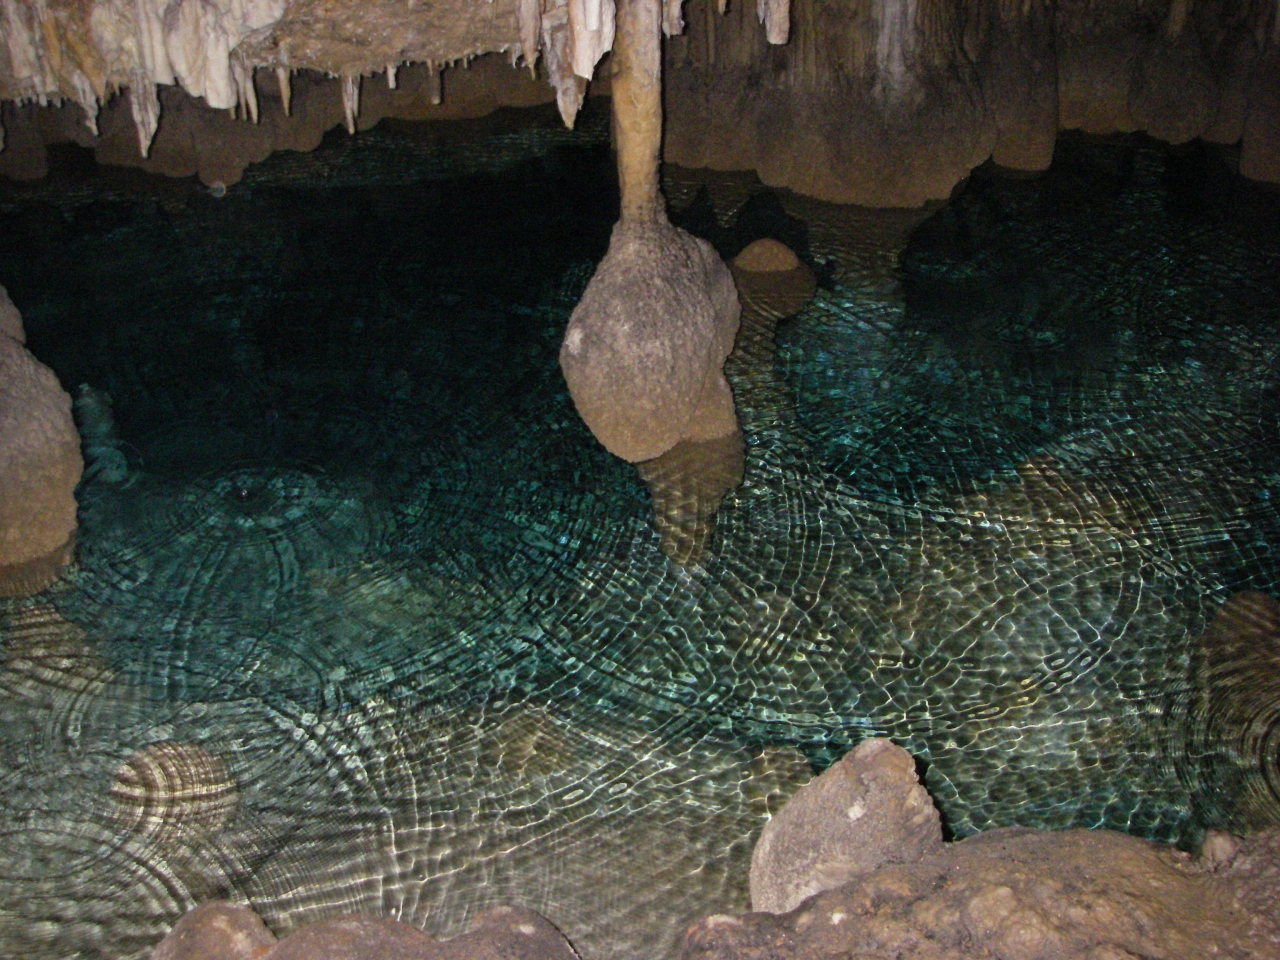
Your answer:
0;285;23;342
749;738;942;914
111;741;239;846
732;239;800;273
264;915;438;960
1196;591;1280;831
0;291;83;597
560;218;740;463
730;240;817;323
690;740;1280;960
151;904;580;960
429;906;582;960
150;901;276;960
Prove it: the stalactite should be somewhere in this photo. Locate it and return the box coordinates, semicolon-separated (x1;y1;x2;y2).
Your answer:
519;0;542;73
568;0;616;78
276;66;292;116
386;63;398;89
663;0;685;37
717;0;727;13
128;75;161;156
543;0;588;126
426;62;442;105
756;0;790;44
233;58;259;123
1165;0;1189;37
706;0;717;65
69;70;100;135
341;73;360;134
873;0;918;105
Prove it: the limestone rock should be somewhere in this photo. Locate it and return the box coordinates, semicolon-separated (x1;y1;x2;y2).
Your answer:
0;316;83;597
0;285;23;343
731;239;799;273
749;738;942;914
264;915;439;960
150;904;580;960
730;240;816;322
685;826;1280;960
150;901;276;960
427;906;582;960
560;218;740;463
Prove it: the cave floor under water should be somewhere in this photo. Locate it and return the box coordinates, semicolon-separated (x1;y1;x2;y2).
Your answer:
2;109;1280;960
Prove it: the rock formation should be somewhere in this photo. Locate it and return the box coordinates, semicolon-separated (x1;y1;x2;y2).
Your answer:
0;286;23;342
151;901;582;960
691;739;1280;960
559;0;741;464
666;0;1280;206
2;0;1279;204
749;738;943;914
0;287;83;597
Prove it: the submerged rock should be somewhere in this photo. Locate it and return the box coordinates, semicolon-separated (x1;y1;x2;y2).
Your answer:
150;902;580;960
111;741;239;846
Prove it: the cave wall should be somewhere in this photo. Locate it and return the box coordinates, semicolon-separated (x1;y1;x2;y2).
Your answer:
664;0;1280;206
1;0;1278;206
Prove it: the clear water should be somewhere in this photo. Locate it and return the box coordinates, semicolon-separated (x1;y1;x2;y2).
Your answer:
1;110;1279;960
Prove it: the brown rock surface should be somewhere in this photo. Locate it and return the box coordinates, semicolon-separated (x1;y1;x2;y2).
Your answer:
150;901;276;960
150;904;580;960
0;296;83;597
749;739;943;915
561;218;740;462
690;738;1280;960
687;826;1280;960
0;285;24;342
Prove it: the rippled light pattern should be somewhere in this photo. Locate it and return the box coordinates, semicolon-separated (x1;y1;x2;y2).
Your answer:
1;118;1278;960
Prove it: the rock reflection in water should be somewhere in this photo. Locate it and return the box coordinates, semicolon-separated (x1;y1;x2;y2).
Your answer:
1198;592;1280;832
636;431;745;567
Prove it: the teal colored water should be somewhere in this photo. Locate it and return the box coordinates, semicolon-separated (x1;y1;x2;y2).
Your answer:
1;112;1278;960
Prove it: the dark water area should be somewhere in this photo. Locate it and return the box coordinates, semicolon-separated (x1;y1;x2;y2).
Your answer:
1;114;1279;960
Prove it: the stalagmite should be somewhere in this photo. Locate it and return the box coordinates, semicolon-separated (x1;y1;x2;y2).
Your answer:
560;0;741;466
341;74;360;134
276;66;292;116
519;0;542;73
